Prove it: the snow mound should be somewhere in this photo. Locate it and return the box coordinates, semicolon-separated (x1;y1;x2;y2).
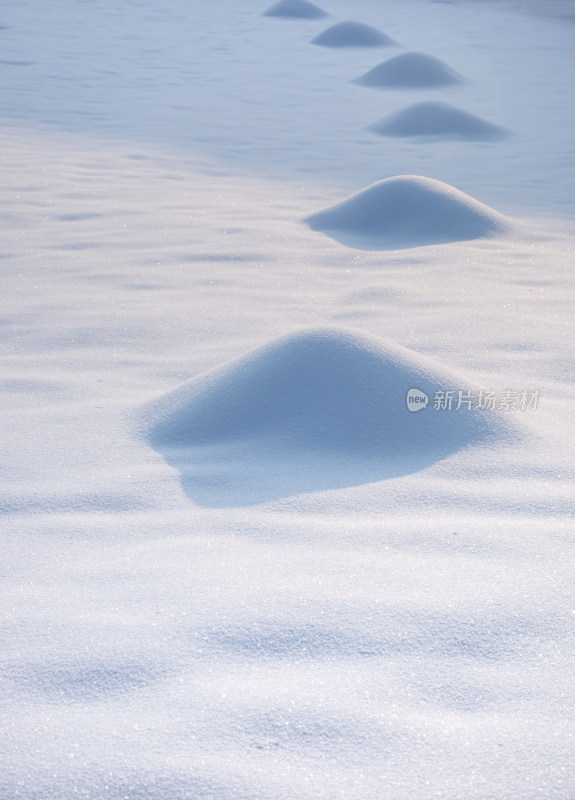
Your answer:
312;21;395;48
370;101;508;141
262;0;328;19
354;51;464;89
304;175;511;250
143;328;511;505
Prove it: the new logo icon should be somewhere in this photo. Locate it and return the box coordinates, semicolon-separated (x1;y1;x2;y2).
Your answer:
406;388;429;412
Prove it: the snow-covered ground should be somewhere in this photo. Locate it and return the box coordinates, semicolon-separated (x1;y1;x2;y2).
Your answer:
1;1;574;798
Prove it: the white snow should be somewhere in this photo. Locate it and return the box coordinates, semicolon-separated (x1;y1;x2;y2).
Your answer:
1;0;575;799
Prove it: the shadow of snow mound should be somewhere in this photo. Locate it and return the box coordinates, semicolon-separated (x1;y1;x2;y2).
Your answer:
354;51;464;89
312;21;396;48
15;660;160;703
142;328;511;507
304;175;511;250
370;101;509;141
262;0;328;19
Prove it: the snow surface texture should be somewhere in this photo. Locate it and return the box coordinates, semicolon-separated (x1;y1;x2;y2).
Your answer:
312;21;396;47
370;100;509;141
143;327;511;505
2;0;575;798
305;175;512;249
354;51;465;89
523;0;575;17
262;0;328;18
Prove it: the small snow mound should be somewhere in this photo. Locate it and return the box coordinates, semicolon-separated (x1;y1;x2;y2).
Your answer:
370;101;508;141
304;175;511;250
262;0;328;19
354;51;464;89
312;21;395;48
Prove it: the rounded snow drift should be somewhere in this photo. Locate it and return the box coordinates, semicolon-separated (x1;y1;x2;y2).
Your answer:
354;51;464;89
262;0;328;19
312;21;395;48
304;175;511;250
145;328;507;457
143;328;514;506
370;101;509;141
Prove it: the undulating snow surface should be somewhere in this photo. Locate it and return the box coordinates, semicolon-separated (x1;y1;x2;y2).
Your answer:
1;1;574;799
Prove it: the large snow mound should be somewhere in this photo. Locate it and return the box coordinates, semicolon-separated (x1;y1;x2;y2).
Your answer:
304;175;511;250
142;327;515;505
354;51;464;89
370;101;509;141
144;328;509;464
312;21;395;48
262;0;328;19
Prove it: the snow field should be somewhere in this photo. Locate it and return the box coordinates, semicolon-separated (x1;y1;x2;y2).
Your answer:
1;0;574;798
